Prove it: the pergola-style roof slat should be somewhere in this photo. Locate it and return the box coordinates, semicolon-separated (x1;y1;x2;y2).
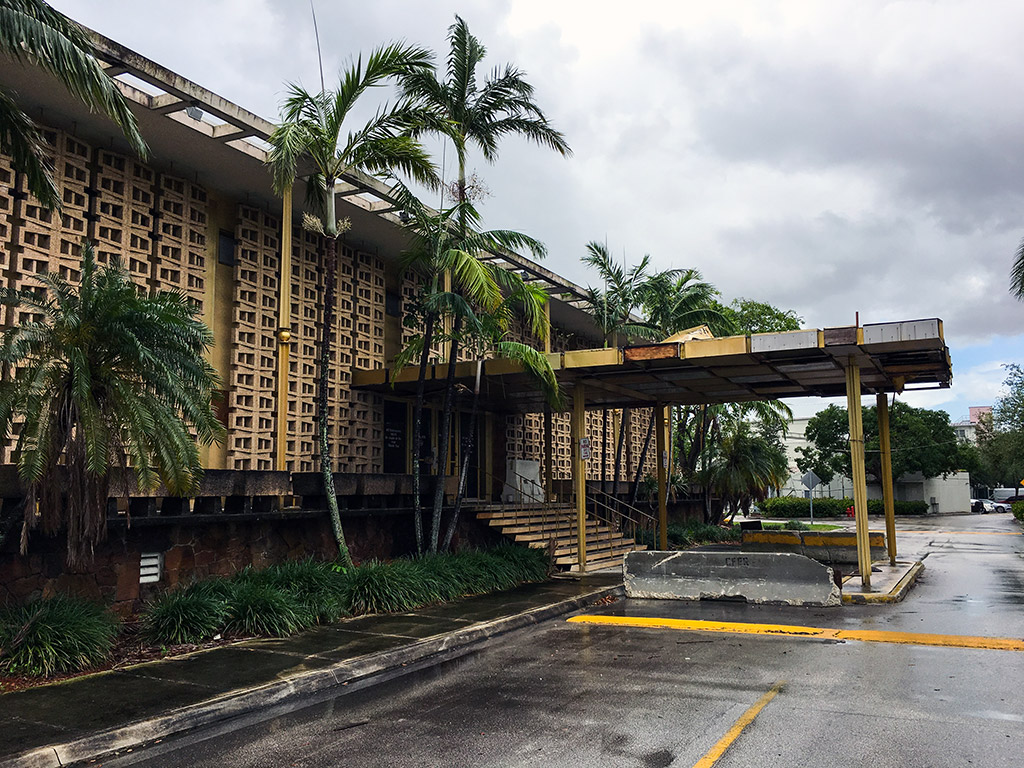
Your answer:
353;319;952;413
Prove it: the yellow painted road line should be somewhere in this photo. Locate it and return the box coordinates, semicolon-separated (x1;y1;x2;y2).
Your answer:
692;680;785;768
567;615;1024;652
898;530;1021;535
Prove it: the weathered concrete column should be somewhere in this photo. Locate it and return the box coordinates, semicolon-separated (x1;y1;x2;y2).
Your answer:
572;383;587;572
876;392;897;565
846;359;871;589
544;406;554;502
275;184;293;475
655;402;669;551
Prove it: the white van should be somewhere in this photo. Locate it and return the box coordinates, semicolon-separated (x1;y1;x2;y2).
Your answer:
992;488;1020;503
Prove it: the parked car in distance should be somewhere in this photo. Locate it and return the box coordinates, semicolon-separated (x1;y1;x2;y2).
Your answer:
992;500;1011;513
971;498;996;514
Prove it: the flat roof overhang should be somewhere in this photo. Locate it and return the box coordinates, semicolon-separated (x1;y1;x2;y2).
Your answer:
0;31;597;321
353;319;952;413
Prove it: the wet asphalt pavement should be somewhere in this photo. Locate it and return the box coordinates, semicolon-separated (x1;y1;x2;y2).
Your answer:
102;514;1024;768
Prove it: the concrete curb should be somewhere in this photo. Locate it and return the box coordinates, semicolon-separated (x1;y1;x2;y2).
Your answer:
842;561;925;604
5;583;623;768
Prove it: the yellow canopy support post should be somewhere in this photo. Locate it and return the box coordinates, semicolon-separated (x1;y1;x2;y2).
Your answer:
544;406;554;502
655;403;669;550
877;392;897;565
572;383;587;572
275;184;293;477
846;359;871;589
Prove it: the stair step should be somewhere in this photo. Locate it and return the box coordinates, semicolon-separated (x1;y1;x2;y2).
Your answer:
503;521;601;538
557;543;644;567
481;516;576;530
476;508;573;520
551;536;636;557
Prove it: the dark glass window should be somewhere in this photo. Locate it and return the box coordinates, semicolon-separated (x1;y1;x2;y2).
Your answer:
218;230;236;266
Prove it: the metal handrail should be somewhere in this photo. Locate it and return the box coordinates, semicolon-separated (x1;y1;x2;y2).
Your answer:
588;485;658;527
585;492;654;557
480;463;652;564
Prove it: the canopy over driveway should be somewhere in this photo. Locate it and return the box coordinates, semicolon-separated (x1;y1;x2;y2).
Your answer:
353;318;952;589
353;319;950;412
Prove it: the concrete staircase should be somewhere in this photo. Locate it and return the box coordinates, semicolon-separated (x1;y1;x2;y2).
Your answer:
476;503;646;572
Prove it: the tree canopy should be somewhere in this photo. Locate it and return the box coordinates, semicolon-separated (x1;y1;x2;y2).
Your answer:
796;401;963;485
973;365;1024;488
712;298;803;336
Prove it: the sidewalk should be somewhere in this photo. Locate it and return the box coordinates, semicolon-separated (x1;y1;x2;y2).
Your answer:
1;574;623;768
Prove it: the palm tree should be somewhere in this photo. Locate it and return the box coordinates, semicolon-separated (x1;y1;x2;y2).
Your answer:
581;241;662;497
392;183;548;553
1012;239;1024;301
0;0;147;208
0;243;223;567
439;272;560;552
266;43;437;568
581;242;660;346
398;15;571;217
396;16;569;550
699;418;789;525
637;268;723;498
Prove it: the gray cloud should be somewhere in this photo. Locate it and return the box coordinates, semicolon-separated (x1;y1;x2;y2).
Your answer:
47;0;1024;415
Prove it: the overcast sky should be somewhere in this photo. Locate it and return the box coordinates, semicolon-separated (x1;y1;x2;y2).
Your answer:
51;0;1024;420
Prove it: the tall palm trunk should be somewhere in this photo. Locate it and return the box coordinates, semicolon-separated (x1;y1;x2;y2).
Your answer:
442;359;482;551
613;407;629;506
430;313;462;552
411;310;436;554
601;408;609;496
629;410;655;507
318;233;352;568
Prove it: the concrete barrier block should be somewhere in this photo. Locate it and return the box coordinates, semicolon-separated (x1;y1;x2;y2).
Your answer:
741;530;886;564
624;550;841;607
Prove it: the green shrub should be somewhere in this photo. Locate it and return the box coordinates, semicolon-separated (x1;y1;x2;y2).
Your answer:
1012;501;1024;522
666;522;742;546
246;560;348;624
764;520;812;531
224;582;312;637
489;544;549;583
760;497;929;518
0;595;118;677
760;497;846;518
340;559;427;615
142;584;229;645
340;546;549;616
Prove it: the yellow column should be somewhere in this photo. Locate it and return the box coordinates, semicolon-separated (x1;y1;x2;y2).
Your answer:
544;407;554;502
655;403;669;550
846;360;871;589
275;185;293;475
877;392;897;565
572;383;587;572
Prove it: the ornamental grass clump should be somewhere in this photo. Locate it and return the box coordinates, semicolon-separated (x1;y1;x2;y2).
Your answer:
237;560;347;624
340;559;427;615
0;595;118;677
224;582;312;637
490;544;549;583
141;584;229;645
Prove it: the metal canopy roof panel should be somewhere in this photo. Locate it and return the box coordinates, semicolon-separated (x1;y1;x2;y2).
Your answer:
352;319;952;412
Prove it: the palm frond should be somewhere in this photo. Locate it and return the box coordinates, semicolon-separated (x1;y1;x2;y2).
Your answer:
1012;237;1024;301
0;88;59;208
0;0;147;161
1;241;223;567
